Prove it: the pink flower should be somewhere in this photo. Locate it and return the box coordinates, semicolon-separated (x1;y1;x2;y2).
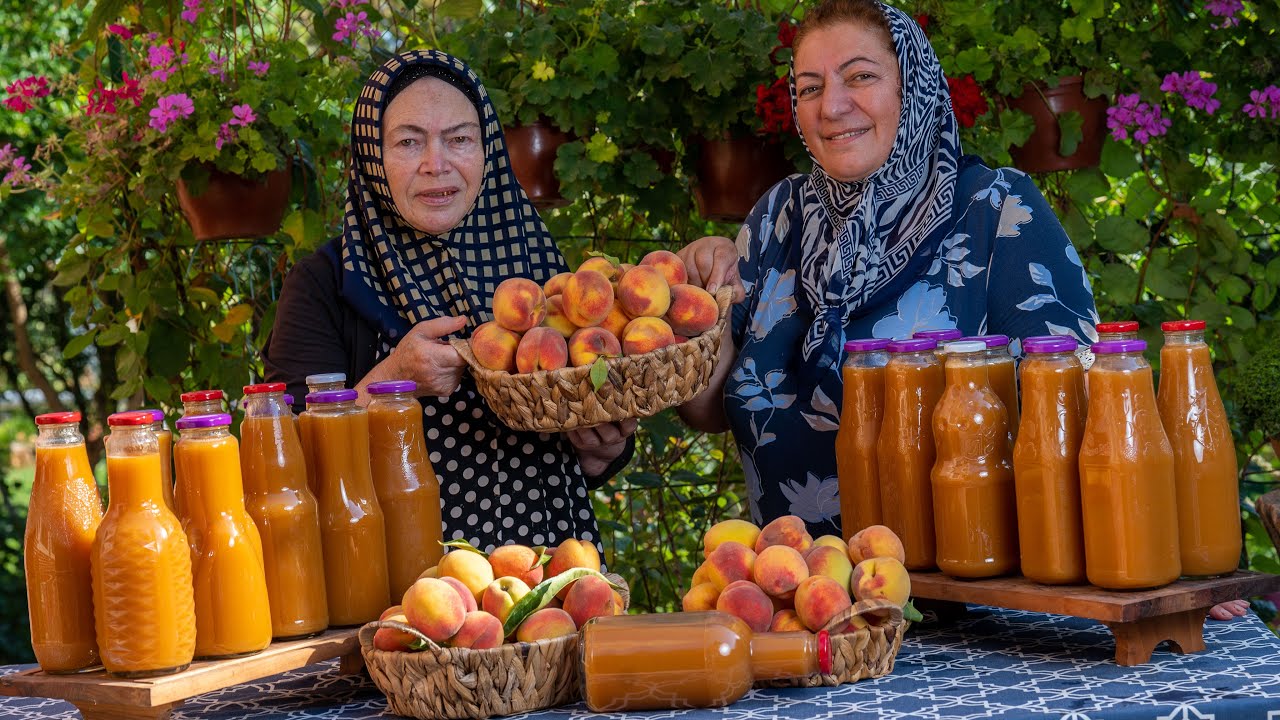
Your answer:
1204;0;1244;26
208;51;228;82
1243;85;1280;120
1161;71;1220;115
248;60;270;77
181;0;203;23
115;72;143;107
3;76;50;113
148;93;195;132
107;24;133;40
1107;93;1170;144
230;103;256;126
3;155;31;186
86;81;118;116
215;122;237;150
333;10;377;46
0;143;13;163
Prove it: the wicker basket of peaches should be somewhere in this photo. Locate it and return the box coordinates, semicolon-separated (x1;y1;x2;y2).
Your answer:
452;252;732;433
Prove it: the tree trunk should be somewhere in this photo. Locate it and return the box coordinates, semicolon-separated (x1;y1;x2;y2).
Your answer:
0;236;65;412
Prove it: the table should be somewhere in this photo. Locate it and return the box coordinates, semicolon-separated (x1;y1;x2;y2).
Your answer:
4;606;1279;720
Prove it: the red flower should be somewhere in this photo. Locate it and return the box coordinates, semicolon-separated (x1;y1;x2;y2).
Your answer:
777;21;798;49
915;14;930;34
947;74;989;128
3;76;51;114
755;76;795;137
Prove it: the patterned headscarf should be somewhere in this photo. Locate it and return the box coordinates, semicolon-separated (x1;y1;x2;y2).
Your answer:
339;50;566;340
790;3;961;369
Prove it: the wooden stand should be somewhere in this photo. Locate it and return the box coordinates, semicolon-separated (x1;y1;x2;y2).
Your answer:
0;628;362;720
908;570;1280;666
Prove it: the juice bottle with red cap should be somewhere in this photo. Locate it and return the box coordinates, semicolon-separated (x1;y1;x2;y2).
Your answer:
835;339;891;536
1156;320;1241;577
179;389;225;418
1095;321;1139;342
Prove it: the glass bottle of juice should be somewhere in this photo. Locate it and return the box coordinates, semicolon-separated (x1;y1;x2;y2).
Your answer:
25;411;103;674
240;383;329;638
1013;336;1087;585
835;338;891;538
876;338;944;570
179;390;225;418
307;388;390;625
580;612;832;712
367;380;444;600
1156;320;1241;578
1095;321;1139;342
958;335;1020;442
93;411;196;677
299;372;346;497
1079;340;1181;589
931;341;1018;578
141;409;175;512
173;413;272;659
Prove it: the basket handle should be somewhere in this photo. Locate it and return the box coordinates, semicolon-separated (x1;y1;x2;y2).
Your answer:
822;598;905;633
359;619;450;660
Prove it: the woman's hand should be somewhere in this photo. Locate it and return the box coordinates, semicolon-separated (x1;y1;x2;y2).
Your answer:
360;316;469;401
678;236;746;304
566;419;638;478
1208;599;1250;621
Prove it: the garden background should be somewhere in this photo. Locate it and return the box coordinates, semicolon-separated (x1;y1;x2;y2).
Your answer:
1;0;1278;663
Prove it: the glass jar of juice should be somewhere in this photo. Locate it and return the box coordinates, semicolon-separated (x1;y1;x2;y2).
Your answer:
25;411;103;674
931;341;1018;578
1013;336;1087;585
307;388;390;625
141;409;175;512
299;373;346;497
179;390;224;418
173;413;272;659
241;383;329;639
958;335;1019;442
836;339;891;538
1096;321;1139;342
1156;320;1241;578
580;612;831;712
1079;340;1181;590
93;411;196;677
367;380;444;600
876;338;944;570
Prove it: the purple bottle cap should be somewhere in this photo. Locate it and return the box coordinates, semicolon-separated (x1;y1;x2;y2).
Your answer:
887;338;938;353
284;394;294;406
175;413;232;430
913;329;963;342
368;380;417;395
958;334;1010;348
306;388;358;404
1092;339;1147;354
843;338;891;352
141;408;165;423
1023;336;1079;353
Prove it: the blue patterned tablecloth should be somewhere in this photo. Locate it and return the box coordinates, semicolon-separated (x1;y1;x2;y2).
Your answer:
5;607;1280;720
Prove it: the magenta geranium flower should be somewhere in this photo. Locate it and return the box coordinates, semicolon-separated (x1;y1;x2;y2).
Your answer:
3;155;31;186
208;51;228;82
333;10;377;46
3;75;51;113
148;93;195;132
106;24;133;40
248;60;270;77
1243;86;1280;120
1107;93;1171;144
230;103;256;126
1162;71;1220;115
1204;0;1244;26
181;0;204;24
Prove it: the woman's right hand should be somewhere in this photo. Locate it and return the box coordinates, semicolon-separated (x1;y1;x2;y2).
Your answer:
678;235;746;304
381;315;469;397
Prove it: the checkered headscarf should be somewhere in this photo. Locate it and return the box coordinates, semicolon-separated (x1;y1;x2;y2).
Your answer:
339;50;567;340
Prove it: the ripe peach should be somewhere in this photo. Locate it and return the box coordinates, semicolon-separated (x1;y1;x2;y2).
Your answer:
480;576;531;625
547;538;602;600
640;250;689;287
619;262;636;275
438;576;478;613
563;270;615;327
448;610;504;650
543;295;577;338
812;535;849;556
690;560;713;588
703;519;762;558
850;556;911;607
402;577;467;643
793;575;852;633
487;544;545;588
621;316;675;356
438;549;494;603
705;540;757;592
379;604;404;621
847;525;907;566
579;256;621;282
417;566;439;580
373;613;417;651
769;609;807;633
600;300;632;338
543;272;572;298
612;590;626;615
752;545;809;599
617;265;672;318
515;326;569;373
806;545;854;590
755;515;814;556
470;321;520;373
515;607;577;642
492;277;547;333
665;284;718;336
563;574;617;628
715;580;773;633
568;326;621;366
682;582;720;612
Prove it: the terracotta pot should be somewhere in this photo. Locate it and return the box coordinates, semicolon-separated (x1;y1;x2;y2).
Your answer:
692;135;795;223
505;120;573;209
1006;75;1108;174
177;167;292;241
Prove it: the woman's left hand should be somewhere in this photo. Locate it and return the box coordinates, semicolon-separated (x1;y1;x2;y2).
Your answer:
1208;599;1250;620
566;419;638;478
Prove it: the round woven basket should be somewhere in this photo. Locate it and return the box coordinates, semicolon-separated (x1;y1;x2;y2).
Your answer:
756;599;907;689
451;287;734;433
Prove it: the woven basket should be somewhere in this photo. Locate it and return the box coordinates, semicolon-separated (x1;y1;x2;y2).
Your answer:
756;599;907;689
451;287;734;433
360;573;629;720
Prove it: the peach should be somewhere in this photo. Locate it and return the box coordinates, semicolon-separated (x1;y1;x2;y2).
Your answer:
417;566;439;580
640;250;689;287
612;590;626;615
793;575;852;633
770;593;794;614
480;576;531;625
705;540;757;592
682;582;720;612
515;326;569;373
850;556;911;607
543;295;577;338
703;519;762;558
600;300;632;338
402;577;467;643
579;256;621;282
617;265;672;318
373;613;417;651
690;560;713;588
847;525;907;566
563;270;615;327
755;515;814;555
438;576;478;613
769;609;807;633
515;607;577;642
438;549;495;603
806;545;854;590
812;535;849;556
621;316;675;356
379;604;404;621
752;545;809;599
547;538;602;600
492;277;547;333
619;263;636;274
470;321;520;373
568;326;621;366
543;271;571;297
715;580;773;633
563;574;617;628
487;544;545;588
448;610;504;650
665;284;718;336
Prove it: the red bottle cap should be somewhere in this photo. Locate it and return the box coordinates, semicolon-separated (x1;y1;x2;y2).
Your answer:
1096;320;1138;333
108;410;155;427
817;629;832;675
35;411;81;425
180;389;224;402
243;382;286;395
1161;320;1206;332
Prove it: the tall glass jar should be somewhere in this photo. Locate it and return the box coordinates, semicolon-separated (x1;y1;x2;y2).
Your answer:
835;339;891;538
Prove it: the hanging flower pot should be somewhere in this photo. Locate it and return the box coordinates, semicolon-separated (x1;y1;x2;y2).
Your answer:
1006;76;1108;174
177;167;292;241
692;135;795;223
504;119;573;209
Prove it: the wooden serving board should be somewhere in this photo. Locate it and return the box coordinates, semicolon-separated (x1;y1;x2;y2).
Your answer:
0;628;362;720
908;570;1280;666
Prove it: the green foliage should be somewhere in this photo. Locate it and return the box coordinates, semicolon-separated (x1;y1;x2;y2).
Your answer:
1237;343;1280;440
